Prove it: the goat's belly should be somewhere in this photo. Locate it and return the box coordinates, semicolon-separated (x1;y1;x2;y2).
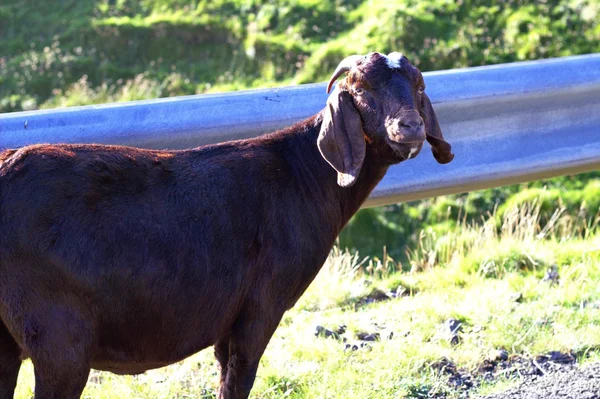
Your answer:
83;274;244;374
90;319;219;374
91;359;180;375
91;343;207;375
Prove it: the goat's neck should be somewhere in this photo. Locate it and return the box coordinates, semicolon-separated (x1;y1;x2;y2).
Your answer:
279;114;389;231
334;151;389;227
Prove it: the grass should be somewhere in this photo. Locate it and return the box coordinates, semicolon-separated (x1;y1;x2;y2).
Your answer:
13;203;600;398
2;0;599;112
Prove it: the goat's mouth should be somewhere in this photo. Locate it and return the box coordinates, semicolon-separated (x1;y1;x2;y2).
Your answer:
386;139;424;160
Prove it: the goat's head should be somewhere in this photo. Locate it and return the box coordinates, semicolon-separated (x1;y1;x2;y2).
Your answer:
317;52;454;187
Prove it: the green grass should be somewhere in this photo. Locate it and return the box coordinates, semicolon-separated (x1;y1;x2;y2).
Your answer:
13;205;600;398
2;0;599;112
341;174;600;261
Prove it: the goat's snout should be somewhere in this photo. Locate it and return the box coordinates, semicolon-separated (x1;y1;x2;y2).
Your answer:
387;116;426;144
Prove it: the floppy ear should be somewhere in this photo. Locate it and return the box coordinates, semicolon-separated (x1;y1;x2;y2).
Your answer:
421;92;454;164
317;89;366;187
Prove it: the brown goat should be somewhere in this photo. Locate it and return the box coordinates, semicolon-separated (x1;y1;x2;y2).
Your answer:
0;52;453;399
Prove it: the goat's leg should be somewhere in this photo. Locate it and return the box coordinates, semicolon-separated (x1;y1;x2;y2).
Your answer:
214;337;230;398
27;308;92;399
33;362;90;399
32;360;90;399
219;309;284;399
0;321;21;398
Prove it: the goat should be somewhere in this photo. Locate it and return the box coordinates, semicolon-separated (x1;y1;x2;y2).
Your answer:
0;52;453;399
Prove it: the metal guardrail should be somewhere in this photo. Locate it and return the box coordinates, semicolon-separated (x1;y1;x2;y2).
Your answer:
1;54;599;207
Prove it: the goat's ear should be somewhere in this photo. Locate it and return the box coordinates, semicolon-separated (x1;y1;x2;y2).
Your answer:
317;89;366;187
421;92;455;164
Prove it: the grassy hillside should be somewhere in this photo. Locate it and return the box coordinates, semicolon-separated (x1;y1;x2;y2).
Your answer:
1;0;599;112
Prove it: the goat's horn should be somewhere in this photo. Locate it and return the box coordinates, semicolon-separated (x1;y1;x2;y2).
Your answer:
326;55;364;94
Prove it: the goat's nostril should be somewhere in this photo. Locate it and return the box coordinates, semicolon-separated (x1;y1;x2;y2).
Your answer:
400;119;423;131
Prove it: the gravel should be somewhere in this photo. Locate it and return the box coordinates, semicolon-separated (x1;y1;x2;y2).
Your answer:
481;362;600;399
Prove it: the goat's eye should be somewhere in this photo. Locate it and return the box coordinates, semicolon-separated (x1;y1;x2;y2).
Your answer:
418;87;424;95
354;88;365;96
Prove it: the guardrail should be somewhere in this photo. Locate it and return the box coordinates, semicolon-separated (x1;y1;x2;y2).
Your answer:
1;54;599;207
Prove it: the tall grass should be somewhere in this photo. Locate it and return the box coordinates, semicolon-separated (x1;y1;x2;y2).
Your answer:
407;198;600;277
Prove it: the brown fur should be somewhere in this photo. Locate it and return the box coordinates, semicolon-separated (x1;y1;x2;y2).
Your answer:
0;53;452;399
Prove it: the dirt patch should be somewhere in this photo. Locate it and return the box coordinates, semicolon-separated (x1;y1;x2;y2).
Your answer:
314;322;394;352
482;361;600;399
351;283;415;309
353;287;394;308
423;351;586;398
314;324;347;340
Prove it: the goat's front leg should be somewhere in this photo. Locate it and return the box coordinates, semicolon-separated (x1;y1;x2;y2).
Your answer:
215;337;231;398
28;306;92;399
218;306;284;399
